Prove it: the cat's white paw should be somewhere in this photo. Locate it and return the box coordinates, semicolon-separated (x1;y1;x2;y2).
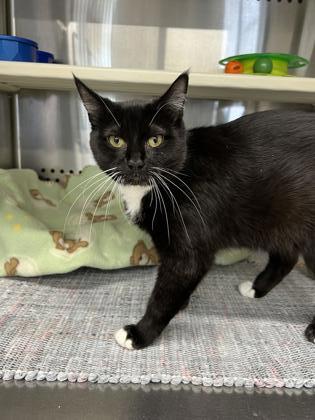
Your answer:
114;328;134;350
238;281;256;298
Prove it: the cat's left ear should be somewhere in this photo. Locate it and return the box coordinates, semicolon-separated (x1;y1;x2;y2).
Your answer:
154;71;189;121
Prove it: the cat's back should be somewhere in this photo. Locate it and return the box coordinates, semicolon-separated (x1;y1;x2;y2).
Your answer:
188;109;315;169
187;109;315;211
222;109;315;147
187;110;315;240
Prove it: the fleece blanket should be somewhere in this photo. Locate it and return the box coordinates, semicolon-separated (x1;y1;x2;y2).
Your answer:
0;167;157;277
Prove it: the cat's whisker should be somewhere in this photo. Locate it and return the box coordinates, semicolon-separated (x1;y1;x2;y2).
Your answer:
149;177;158;230
116;177;132;225
83;171;114;208
153;166;201;210
87;179;110;242
117;177;131;218
152;177;162;214
158;167;189;177
151;171;176;216
152;176;163;214
85;174;119;224
59;167;117;204
78;175;118;238
149;177;154;207
88;176;118;243
116;178;125;214
78;173;119;230
151;178;170;244
62;176;109;238
151;171;191;243
102;179;121;236
153;166;196;199
170;170;189;177
157;171;206;227
153;168;205;226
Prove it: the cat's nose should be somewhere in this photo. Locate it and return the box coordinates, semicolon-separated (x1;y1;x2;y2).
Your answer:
127;158;145;170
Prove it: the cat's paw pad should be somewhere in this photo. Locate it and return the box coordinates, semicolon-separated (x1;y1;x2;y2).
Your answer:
238;281;256;298
114;328;134;350
305;323;315;344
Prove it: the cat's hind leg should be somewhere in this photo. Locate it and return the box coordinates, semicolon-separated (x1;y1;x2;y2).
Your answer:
239;252;298;298
301;245;315;343
305;317;315;343
302;245;315;279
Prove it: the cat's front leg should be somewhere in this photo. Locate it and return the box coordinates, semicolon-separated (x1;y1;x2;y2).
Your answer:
115;254;211;349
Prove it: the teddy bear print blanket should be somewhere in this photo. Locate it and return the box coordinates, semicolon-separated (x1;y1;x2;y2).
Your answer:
0;166;158;277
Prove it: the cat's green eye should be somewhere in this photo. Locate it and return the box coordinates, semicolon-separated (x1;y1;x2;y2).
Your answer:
147;135;164;148
108;136;126;148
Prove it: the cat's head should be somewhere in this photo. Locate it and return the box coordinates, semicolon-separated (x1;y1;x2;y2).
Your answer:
74;72;188;185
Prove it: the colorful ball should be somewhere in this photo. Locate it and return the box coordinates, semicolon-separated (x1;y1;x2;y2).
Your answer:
253;58;273;74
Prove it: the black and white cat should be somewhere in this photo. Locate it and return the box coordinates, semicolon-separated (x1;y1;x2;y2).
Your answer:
75;72;315;349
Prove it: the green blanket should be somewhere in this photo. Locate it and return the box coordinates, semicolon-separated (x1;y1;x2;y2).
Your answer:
0;166;157;277
0;166;251;277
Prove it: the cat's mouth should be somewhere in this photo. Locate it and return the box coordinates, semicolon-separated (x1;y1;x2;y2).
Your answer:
117;173;150;186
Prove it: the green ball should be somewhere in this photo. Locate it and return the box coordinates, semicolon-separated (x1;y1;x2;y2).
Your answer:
253;58;273;74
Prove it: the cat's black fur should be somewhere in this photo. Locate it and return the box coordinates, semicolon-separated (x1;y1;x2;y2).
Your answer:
74;73;315;349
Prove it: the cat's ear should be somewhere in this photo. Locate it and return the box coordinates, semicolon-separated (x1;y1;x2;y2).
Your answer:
73;75;119;127
153;71;189;121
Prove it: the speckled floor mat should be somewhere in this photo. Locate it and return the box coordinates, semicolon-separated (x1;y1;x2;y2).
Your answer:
0;258;314;387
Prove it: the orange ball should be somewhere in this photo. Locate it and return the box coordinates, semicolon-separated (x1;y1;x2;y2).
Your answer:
225;60;244;74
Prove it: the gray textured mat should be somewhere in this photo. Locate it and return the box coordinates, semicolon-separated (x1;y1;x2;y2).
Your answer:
0;258;314;387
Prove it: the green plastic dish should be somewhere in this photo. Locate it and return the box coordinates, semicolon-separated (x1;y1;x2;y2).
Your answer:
219;53;309;76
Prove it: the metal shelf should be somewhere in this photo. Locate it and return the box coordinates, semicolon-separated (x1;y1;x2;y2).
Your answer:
0;61;315;103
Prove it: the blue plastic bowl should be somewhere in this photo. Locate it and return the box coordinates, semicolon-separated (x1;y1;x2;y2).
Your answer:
0;35;38;62
37;50;54;63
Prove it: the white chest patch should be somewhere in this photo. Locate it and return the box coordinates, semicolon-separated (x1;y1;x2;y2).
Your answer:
119;184;151;221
